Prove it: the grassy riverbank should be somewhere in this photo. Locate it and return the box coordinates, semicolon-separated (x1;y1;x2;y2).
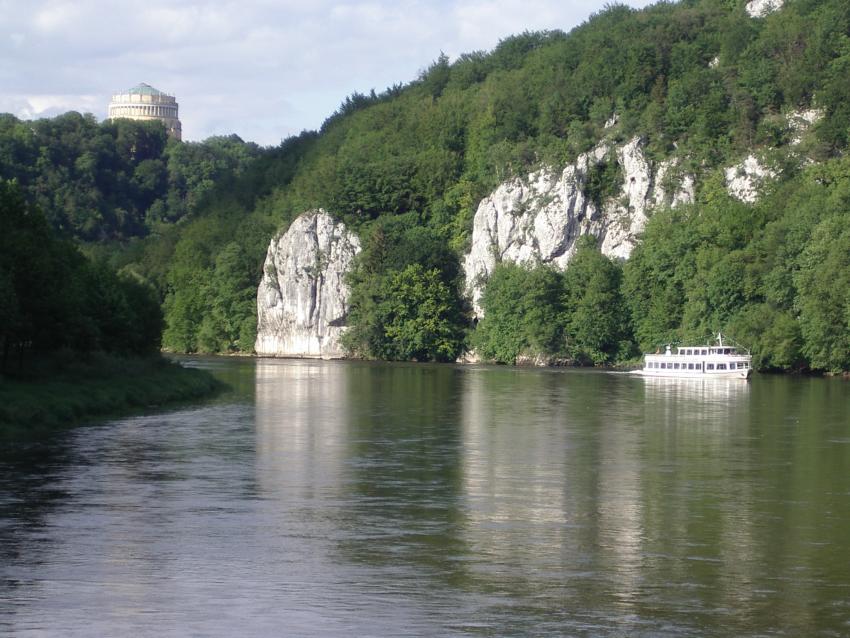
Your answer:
0;353;224;430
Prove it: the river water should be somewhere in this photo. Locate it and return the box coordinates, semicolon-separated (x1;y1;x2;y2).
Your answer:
1;358;849;636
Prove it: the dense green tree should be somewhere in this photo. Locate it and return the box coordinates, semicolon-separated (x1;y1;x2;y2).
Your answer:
377;264;465;362
561;237;631;364
0;180;161;370
794;215;850;372
0;115;261;241
473;263;564;364
342;219;467;360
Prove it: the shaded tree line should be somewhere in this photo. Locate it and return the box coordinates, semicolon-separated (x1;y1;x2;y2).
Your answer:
0;181;162;373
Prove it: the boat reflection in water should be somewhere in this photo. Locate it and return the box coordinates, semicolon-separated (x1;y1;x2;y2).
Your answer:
640;374;752;431
641;375;752;401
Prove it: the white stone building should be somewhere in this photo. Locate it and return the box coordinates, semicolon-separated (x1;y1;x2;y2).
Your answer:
107;83;182;140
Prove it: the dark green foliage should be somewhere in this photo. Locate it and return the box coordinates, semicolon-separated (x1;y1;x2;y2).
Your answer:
144;134;311;354
0;181;162;372
342;218;467;361
584;160;623;209
620;155;850;373
473;263;565;364
474;241;631;366
561;236;632;364
160;212;275;354
376;264;465;361
794;215;850;373
0;115;261;240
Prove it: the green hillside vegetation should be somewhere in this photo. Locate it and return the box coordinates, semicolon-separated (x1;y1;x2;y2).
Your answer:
0;113;261;241
2;0;850;372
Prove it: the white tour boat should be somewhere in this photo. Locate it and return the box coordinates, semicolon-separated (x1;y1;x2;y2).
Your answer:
636;334;752;379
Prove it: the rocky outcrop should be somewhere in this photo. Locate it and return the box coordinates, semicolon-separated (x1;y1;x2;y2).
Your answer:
462;137;694;315
725;155;776;203
255;210;361;358
746;0;783;18
787;108;822;146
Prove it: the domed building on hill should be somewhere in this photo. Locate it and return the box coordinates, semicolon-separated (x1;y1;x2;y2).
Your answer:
107;83;182;140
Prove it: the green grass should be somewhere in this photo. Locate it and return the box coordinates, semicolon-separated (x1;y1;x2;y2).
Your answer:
0;353;224;430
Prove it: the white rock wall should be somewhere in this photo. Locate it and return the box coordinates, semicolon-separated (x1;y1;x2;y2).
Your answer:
462;137;694;315
724;155;777;204
255;210;361;358
746;0;783;18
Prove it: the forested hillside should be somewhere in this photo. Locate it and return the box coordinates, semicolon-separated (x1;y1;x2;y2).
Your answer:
0;113;262;241
2;0;849;372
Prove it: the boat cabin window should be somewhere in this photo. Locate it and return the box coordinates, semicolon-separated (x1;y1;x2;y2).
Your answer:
701;349;708;355
717;363;727;370
707;363;715;370
688;363;694;370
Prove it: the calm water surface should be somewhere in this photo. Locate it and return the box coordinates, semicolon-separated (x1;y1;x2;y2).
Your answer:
2;359;849;636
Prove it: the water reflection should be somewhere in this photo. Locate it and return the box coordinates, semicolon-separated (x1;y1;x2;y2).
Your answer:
255;359;349;501
3;361;850;636
459;368;648;631
641;376;751;425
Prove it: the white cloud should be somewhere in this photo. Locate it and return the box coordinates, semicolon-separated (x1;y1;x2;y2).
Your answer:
1;0;654;145
0;93;100;119
32;1;82;34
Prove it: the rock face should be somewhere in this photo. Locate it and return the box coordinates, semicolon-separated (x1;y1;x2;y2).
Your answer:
462;137;694;315
255;210;361;358
725;155;776;203
746;0;783;18
787;108;822;145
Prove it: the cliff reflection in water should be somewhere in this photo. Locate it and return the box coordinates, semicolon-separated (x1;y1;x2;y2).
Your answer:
459;368;646;621
254;359;350;502
251;361;850;634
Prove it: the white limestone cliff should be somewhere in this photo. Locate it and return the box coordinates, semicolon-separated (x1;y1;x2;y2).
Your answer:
746;0;783;19
724;155;777;204
462;137;695;315
255;210;361;358
787;108;822;146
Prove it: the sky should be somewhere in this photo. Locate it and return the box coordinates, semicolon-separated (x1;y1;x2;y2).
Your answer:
1;0;656;147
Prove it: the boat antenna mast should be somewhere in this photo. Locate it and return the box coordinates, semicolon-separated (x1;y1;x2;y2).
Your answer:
710;330;751;355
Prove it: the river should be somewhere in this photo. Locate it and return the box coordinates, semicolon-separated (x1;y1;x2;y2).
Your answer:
2;358;849;636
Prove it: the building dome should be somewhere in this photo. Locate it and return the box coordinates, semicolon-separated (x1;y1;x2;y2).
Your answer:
108;83;182;140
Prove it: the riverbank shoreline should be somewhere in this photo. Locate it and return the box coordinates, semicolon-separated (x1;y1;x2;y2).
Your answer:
0;354;224;431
